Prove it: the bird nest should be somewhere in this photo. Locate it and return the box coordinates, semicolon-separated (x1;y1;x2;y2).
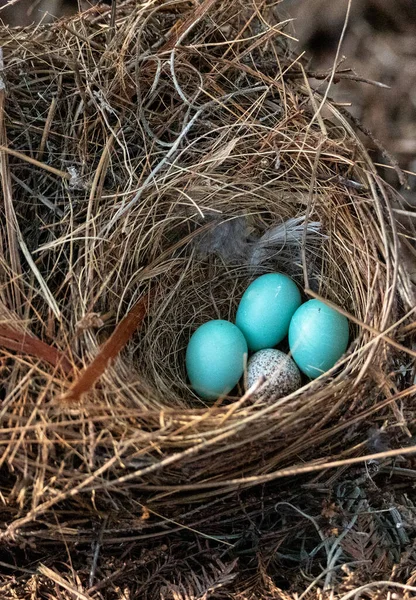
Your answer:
0;1;415;598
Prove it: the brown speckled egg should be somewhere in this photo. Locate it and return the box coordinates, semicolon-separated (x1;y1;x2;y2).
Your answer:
247;349;301;398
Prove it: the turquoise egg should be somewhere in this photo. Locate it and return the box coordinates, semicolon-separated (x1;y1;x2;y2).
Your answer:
289;299;349;379
186;320;248;400
235;273;301;351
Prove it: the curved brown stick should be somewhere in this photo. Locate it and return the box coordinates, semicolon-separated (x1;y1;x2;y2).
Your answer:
62;294;149;403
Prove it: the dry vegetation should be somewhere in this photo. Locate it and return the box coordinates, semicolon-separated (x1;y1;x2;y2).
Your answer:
0;0;415;598
284;0;416;172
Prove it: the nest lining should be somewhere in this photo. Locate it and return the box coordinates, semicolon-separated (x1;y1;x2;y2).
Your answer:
0;0;415;597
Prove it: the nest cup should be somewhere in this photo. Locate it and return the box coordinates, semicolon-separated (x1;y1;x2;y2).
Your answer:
0;0;414;596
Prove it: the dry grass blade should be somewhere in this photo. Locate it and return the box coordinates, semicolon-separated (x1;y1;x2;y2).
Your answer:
38;564;94;600
0;145;71;181
305;288;416;358
0;47;22;310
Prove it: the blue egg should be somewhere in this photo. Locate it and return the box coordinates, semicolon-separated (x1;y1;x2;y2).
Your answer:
289;299;349;379
235;273;301;351
186;320;248;400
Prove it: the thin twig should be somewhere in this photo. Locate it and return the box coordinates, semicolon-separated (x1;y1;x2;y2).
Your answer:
0;145;71;180
305;289;416;358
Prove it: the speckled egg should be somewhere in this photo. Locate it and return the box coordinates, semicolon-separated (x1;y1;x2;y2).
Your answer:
247;349;301;398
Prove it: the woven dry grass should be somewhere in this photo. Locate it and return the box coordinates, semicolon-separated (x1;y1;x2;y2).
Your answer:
0;0;415;598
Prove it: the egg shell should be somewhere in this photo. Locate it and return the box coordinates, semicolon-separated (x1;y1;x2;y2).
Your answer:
247;349;301;398
186;320;248;400
289;299;349;379
236;273;302;351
